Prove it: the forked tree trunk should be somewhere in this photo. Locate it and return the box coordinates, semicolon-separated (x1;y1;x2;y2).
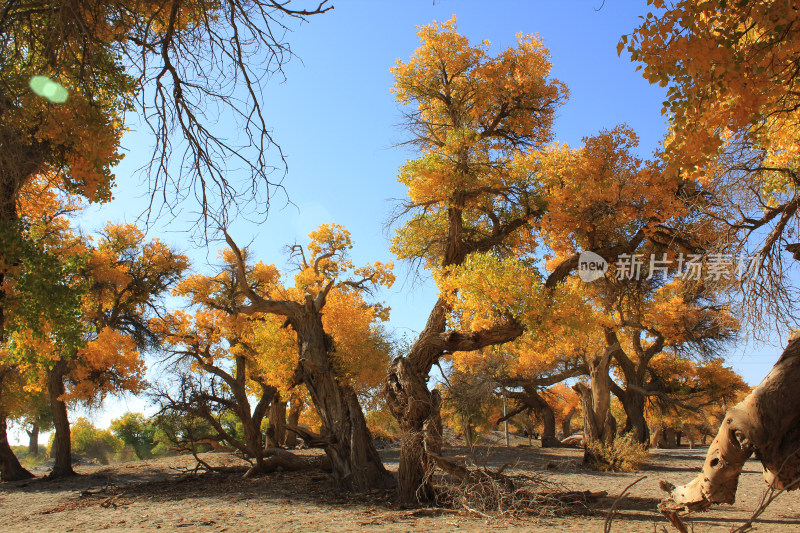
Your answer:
385;301;450;503
385;298;522;503
233;372;274;472
574;342;618;465
610;329;661;446
191;354;275;472
508;386;561;447
27;424;39;456
663;335;800;511
225;233;392;492
239;398;267;471
47;360;75;478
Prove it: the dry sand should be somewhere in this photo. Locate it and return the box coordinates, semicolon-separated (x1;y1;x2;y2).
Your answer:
1;442;798;532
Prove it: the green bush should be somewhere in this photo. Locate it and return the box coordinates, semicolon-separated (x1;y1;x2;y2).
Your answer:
586;432;648;472
149;441;178;457
69;417;124;465
11;445;48;467
110;412;158;459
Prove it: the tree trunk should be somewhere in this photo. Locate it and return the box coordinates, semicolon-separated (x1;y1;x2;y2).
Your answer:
562;409;576;439
27;424;39;456
47;360;75;478
525;387;560;448
610;329;661;446
0;132;45;482
387;355;441;503
267;399;287;447
651;426;665;448
224;234;393;493
291;301;393;492
618;388;650;445
463;415;473;448
663;335;800;510
0;415;34;481
284;397;303;448
239;401;265;470
574;342;618;465
385;298;522;503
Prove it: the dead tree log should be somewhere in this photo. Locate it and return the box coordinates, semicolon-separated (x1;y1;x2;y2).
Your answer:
661;335;800;513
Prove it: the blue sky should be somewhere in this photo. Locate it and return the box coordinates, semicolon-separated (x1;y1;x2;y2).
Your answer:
10;1;783;442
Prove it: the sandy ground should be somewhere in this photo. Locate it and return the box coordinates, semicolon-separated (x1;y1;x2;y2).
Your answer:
1;441;798;532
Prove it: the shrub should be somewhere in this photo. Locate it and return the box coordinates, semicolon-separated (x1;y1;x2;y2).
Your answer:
69;417;124;465
149;441;178;457
11;445;48;467
586;432;648;472
110;412;158;459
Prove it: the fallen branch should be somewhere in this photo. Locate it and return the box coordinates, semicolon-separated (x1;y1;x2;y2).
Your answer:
430;452;600;517
731;473;800;533
604;475;646;533
245;447;332;477
429;453;514;490
285;425;334;448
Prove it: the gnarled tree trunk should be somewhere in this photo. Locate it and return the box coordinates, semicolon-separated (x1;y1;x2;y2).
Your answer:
610;329;662;445
236;382;274;472
386;355;441;503
662;335;800;512
386;298;523;503
506;386;560;447
225;232;393;493
613;385;650;445
574;341;618;465
288;299;393;492
47;359;75;478
526;388;560;448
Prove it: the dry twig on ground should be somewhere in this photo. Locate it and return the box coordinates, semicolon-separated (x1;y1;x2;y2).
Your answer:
603;475;646;533
430;453;605;518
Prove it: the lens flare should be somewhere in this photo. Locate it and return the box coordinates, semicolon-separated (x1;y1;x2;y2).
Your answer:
29;76;69;103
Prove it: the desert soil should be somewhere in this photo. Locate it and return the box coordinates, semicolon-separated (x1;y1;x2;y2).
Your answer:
1;439;798;532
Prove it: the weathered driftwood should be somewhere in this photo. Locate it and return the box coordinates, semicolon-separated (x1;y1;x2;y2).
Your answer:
659;335;800;529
